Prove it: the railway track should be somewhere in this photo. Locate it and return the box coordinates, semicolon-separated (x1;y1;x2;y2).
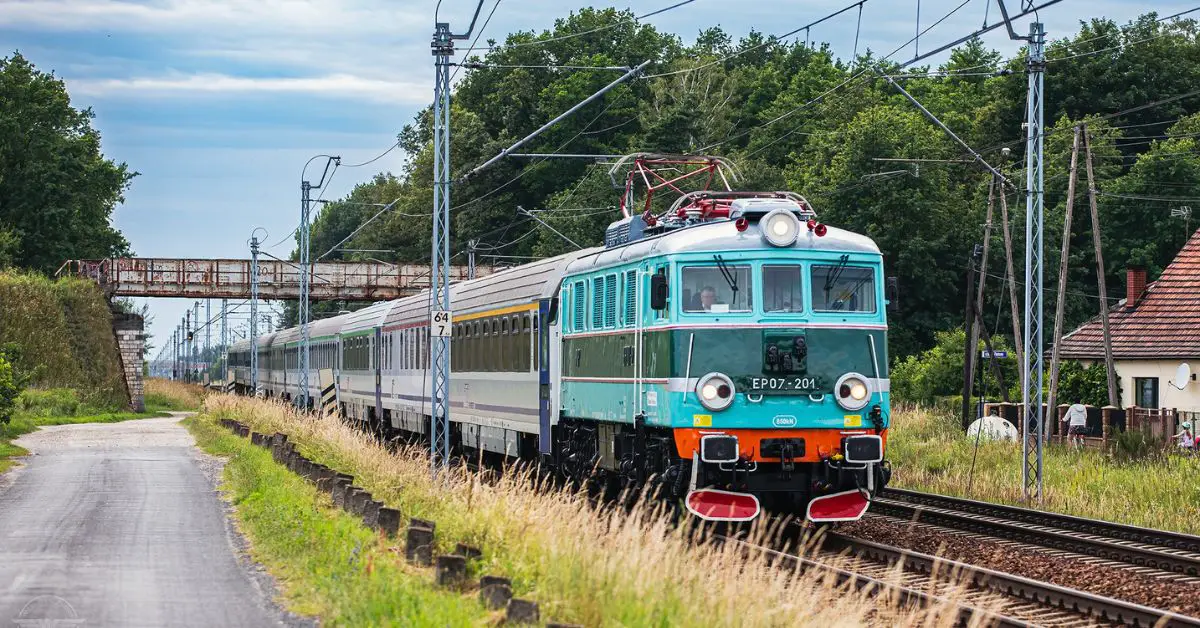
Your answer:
723;524;1200;628
874;488;1200;580
810;531;1200;627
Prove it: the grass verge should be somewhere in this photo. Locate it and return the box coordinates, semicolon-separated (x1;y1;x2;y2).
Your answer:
186;414;489;626
195;395;971;627
887;405;1200;535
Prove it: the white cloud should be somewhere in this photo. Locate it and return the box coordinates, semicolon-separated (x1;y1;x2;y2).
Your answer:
71;71;430;104
0;0;424;36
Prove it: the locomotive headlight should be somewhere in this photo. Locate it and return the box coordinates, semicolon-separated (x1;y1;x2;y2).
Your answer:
761;209;801;247
696;372;735;411
834;372;872;411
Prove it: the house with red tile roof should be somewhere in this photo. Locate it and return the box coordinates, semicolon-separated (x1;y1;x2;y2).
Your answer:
1057;227;1200;411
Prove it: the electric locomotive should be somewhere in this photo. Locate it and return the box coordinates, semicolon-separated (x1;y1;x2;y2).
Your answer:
228;154;894;522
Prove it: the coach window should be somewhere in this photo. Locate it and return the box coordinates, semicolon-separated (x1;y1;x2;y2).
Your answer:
811;264;876;313
521;314;532;371
499;317;510;371
489;319;499;372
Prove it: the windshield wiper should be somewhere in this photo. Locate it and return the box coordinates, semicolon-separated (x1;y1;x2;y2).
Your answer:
713;254;738;301
823;254;850;307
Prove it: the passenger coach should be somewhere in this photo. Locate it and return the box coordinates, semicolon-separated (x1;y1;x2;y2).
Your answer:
229;163;894;522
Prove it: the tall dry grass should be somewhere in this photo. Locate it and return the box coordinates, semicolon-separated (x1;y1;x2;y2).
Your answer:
145;378;208;411
202;395;982;627
888;405;1200;534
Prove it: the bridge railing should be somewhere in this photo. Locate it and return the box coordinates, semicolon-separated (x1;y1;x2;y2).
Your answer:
57;258;489;300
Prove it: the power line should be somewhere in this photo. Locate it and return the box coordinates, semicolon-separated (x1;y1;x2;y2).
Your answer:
700;0;984;154
640;0;867;79
450;0;503;82
340;142;401;168
461;0;699;54
448;98;622;211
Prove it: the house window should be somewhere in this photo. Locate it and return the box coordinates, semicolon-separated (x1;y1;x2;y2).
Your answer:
1135;377;1159;408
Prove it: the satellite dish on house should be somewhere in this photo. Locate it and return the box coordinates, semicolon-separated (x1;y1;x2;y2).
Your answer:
1170;363;1192;390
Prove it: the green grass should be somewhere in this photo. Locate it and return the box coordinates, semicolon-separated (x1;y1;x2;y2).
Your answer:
888;406;1200;535
184;415;490;627
193;396;959;628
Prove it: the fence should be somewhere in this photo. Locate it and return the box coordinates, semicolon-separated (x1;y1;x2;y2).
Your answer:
977;402;1195;449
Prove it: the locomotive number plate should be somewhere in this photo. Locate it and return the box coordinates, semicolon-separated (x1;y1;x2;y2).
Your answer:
748;376;818;393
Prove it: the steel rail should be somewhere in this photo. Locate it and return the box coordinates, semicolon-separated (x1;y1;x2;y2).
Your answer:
714;534;1032;628
874;489;1200;576
883;488;1200;553
821;531;1200;628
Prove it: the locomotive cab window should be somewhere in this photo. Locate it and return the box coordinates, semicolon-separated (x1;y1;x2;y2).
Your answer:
763;265;804;313
812;263;877;313
681;265;752;313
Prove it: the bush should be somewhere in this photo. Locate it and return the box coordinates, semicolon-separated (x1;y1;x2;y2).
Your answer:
0;355;19;425
892;328;1019;406
1056;359;1121;407
1109;426;1167;465
15;388;82;417
0;270;126;408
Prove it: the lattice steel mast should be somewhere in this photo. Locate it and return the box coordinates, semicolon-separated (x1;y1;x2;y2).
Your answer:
300;156;339;410
430;20;456;471
1021;22;1047;503
250;233;261;394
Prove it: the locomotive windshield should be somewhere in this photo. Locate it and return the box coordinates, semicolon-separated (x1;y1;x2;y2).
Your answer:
763;265;803;313
812;264;876;313
681;265;753;312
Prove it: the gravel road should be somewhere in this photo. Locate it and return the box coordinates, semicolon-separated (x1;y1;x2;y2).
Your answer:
0;414;308;627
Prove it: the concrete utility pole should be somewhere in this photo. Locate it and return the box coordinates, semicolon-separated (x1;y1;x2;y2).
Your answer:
300;156;340;410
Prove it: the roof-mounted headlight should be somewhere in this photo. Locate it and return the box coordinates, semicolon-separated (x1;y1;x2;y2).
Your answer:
761;209;801;247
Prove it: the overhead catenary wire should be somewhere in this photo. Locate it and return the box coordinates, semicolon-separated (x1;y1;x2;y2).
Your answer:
450;0;504;82
699;0;988;154
459;0;699;54
640;0;867;79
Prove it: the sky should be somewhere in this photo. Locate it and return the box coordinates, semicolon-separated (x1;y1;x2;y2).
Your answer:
1;0;1194;364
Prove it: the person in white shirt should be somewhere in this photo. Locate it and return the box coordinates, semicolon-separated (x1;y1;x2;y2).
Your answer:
1064;402;1088;450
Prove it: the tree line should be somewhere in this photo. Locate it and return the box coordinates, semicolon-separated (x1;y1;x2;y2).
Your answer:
297;9;1200;363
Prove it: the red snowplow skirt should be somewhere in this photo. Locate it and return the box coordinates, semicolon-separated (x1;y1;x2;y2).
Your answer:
685;489;762;522
806;489;870;522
